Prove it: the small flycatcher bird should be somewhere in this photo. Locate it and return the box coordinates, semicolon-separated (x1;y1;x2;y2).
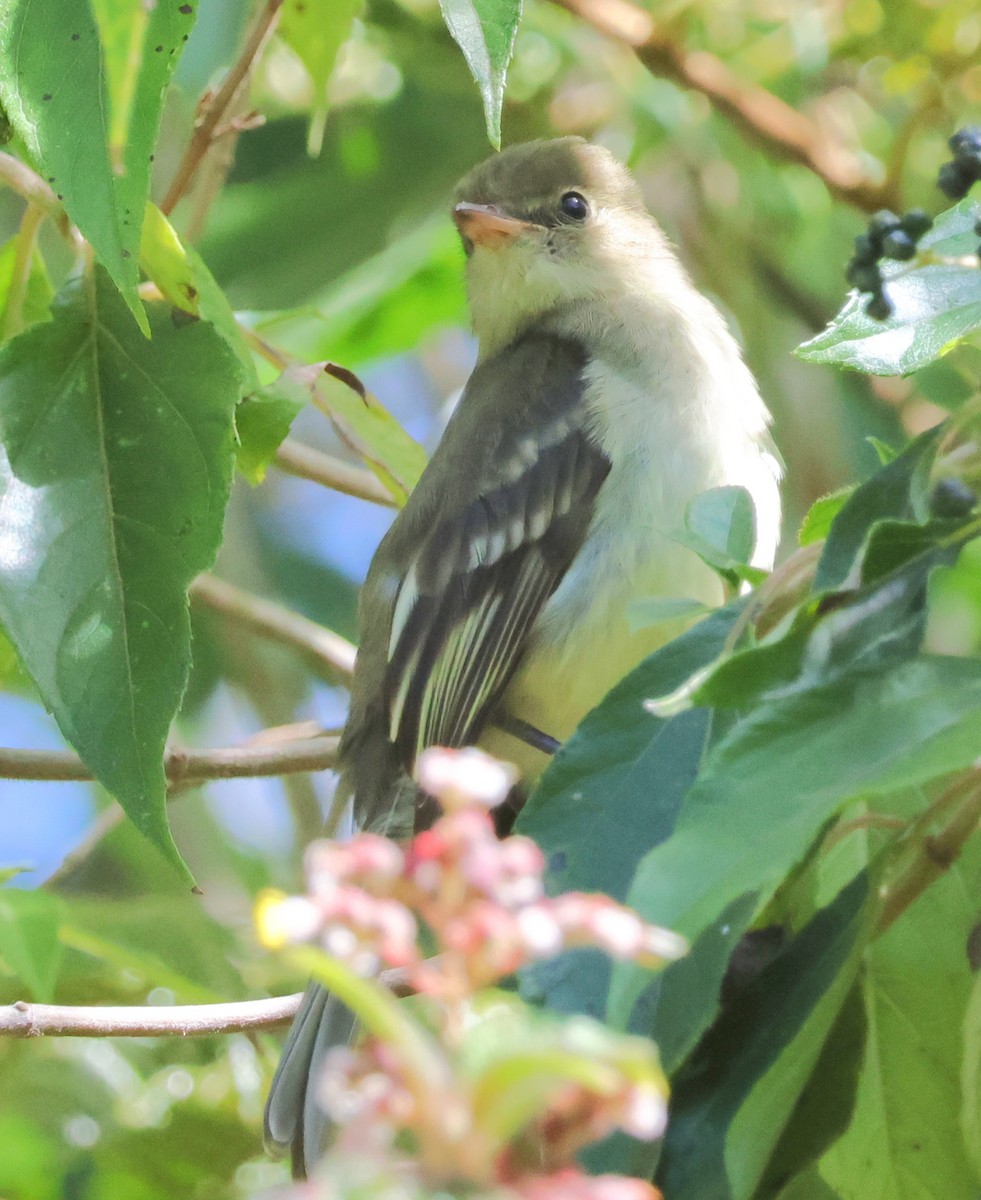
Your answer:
264;136;781;1177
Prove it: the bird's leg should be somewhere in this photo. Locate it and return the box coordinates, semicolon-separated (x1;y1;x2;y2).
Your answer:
493;713;561;756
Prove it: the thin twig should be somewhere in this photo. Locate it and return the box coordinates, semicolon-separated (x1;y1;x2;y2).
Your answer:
191;572;357;678
0;732;340;784
0;994;302;1038
0;151;62;218
43;805;128;889
549;0;897;212
0;205;44;339
1;964;415;1039
160;0;284;215
275;438;396;507
875;770;981;935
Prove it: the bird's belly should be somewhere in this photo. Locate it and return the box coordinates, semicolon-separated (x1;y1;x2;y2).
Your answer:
482;530;722;784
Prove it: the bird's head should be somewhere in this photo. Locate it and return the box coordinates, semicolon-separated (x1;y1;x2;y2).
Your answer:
453;137;676;354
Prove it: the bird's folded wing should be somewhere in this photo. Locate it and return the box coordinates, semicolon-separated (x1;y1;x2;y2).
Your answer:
382;338;611;770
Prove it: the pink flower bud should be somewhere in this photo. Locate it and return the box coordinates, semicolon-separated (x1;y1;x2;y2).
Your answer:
416;746;518;810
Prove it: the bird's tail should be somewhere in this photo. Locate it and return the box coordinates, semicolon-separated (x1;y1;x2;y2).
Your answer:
263;982;356;1180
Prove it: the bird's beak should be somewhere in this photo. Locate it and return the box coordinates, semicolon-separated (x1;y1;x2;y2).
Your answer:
453;202;539;249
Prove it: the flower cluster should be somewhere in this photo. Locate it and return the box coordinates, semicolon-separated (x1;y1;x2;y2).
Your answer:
258;747;684;1200
267;747;685;1001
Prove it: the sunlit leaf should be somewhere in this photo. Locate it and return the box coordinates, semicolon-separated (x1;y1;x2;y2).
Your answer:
820;839;981;1200
139;201;200;315
797;198;981;376
0;268;242;881
269;361;427;503
0;0;196;334
0;230;53;341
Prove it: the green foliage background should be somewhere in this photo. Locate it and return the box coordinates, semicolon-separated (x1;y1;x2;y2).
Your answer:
0;0;979;1197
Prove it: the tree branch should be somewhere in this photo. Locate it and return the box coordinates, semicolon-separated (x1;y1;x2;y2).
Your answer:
0;731;340;784
160;0;284;215
875;769;981;935
0;993;302;1038
275;438;396;507
549;0;897;212
190;572;357;679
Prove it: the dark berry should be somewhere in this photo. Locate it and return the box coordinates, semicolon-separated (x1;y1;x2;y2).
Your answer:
869;210;901;239
949;126;981;158
866;291;893;320
899;209;933;240
846;261;882;291
880;229;916;260
929;477;976;520
853;232;878;264
938;160;973;200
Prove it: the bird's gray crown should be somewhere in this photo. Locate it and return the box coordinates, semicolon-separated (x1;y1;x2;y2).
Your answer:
453;137;646;223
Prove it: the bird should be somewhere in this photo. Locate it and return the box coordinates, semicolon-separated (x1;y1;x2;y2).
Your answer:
263;135;782;1178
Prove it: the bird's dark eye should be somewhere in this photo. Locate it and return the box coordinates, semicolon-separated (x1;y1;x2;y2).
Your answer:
558;191;589;221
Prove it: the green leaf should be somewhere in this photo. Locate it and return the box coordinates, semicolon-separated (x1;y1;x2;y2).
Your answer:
627;596;712;632
439;0;522;148
0;231;53;341
820;838;981;1200
200;84;482;309
657;875;872;1200
816;427;941;590
248;218;467;369
235;387;303;484
141;204;259;390
757;985;868;1200
0;0;138;325
275;361;427;503
184;243;260;390
682;485;758;570
277;0;362;153
517;604;743;1022
609;656;981;1054
796;198;981;376
92;0;194;242
913;358;977;412
0;888;65;1001
798;488;853;547
139;202;200;315
866;436;898;465
0;268;242;880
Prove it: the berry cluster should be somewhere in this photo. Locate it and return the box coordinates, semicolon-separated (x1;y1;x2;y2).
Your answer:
846;208;933;320
937;126;981;202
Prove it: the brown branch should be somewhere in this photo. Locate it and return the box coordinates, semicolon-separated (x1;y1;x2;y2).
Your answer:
0;993;302;1038
0;730;340;784
0;152;83;250
190;572;357;678
275;438;396;507
160;0;284;215
550;0;897;212
875;770;981;935
0;151;62;218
